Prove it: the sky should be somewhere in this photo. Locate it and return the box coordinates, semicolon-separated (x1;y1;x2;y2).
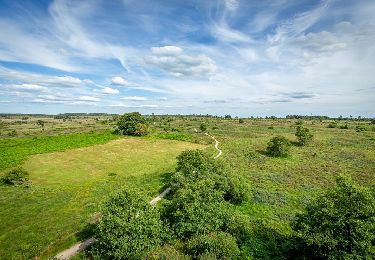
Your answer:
0;0;374;117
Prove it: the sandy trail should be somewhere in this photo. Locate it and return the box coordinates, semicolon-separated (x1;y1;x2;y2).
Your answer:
54;133;222;259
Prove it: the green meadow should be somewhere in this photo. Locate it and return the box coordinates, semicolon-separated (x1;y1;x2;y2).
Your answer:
0;115;374;259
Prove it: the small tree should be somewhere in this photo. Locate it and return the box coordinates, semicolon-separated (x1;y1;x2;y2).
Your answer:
117;112;148;136
266;136;291;157
292;176;375;259
91;190;164;259
295;126;313;145
200;122;207;132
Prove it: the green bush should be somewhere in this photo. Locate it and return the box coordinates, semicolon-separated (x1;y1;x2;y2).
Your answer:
295;126;313;145
117;112;149;136
185;231;240;259
146;244;189;260
91;190;164;259
223;213;253;246
175;150;220;177
327;122;337;128
224;176;250;204
200;122;208;132
266;136;291;157
339;124;349;129
292;175;375;259
238;118;244;124
1;168;29;185
8;130;17;137
356;125;366;132
163;179;228;239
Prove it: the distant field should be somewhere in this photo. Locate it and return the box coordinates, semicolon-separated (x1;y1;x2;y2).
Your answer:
0;137;205;259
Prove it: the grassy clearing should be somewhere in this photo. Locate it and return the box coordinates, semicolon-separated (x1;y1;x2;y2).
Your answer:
0;131;119;171
0;137;205;259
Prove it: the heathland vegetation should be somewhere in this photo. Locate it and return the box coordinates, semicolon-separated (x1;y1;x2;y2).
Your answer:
0;113;374;259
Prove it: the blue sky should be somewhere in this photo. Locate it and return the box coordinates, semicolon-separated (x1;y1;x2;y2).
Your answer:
0;0;374;116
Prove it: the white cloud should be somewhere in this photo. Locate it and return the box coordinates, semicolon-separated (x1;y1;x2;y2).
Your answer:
101;86;119;94
12;84;50;93
121;96;148;101
151;46;183;56
111;76;130;86
79;96;100;102
147;46;217;77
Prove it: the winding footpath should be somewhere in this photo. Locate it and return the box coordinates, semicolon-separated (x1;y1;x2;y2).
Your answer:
54;133;222;259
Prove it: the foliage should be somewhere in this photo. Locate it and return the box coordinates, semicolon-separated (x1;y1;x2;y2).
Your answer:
117;112;149;136
8;129;17;137
146;244;189;260
1;168;29;186
266;136;291;157
162;179;228;239
91;190;165;259
327;122;337;128
224;176;250;204
223;213;253;246
185;231;240;259
339;124;349;129
200;122;208;132
356;125;366;132
36;120;45;131
0;131;118;171
292;175;375;259
295;126;313;145
151;132;193;142
238;118;244;124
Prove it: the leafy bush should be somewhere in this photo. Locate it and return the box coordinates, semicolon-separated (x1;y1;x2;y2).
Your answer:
1;168;29;186
266;136;291;157
117;112;149;136
185;231;240;259
163;179;228;239
8;130;17;137
292;175;375;259
238;118;244;124
175;150;220;177
339;124;349;129
91;190;164;259
146;244;189;260
223;213;253;246
200;122;207;132
224;176;250;204
295;126;313;145
327;122;337;128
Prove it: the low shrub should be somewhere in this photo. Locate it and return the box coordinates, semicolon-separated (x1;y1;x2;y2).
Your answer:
295;126;313;145
1;168;29;186
185;231;240;259
200;122;208;132
339;124;349;129
266;136;291;157
356;125;366;132
146;244;189;260
327;122;337;128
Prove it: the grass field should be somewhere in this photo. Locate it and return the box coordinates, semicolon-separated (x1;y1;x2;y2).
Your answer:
0;136;205;259
0;115;374;259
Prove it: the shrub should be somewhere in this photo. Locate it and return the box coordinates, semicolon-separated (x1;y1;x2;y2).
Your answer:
239;118;244;124
339;124;349;129
146;244;189;260
223;213;253;246
295;126;313;145
185;231;240;259
292;175;375;259
117;112;148;136
200;122;207;132
266;136;291;157
176;150;219;176
224;176;250;204
327;122;337;128
1;168;29;185
162;179;227;239
91;190;164;259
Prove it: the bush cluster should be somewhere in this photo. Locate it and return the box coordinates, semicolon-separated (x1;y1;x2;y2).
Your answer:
116;112;149;136
266;136;291;157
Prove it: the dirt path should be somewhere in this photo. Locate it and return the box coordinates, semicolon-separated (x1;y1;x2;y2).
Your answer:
54;134;221;259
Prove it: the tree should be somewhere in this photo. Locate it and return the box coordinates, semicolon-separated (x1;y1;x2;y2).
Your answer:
200;122;208;132
162;179;228;239
295;126;313;145
91;190;164;259
116;112;148;136
292;176;375;259
266;136;291;157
